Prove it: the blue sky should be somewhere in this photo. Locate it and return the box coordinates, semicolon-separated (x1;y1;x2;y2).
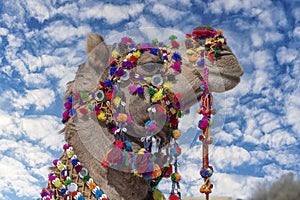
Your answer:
0;0;299;199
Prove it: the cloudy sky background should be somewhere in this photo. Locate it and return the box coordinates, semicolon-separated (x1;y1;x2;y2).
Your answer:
0;0;299;199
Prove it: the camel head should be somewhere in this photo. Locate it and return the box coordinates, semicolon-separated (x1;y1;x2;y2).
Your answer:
48;27;243;200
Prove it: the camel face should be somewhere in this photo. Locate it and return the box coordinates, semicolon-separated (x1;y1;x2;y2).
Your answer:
53;27;243;200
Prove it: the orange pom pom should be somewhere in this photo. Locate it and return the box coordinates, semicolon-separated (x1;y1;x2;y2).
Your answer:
217;29;223;35
172;129;181;139
117;113;127;123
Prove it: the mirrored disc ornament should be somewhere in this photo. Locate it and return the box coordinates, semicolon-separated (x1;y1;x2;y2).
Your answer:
151;74;163;86
78;167;89;178
95;90;104;101
120;69;130;81
67;183;78;192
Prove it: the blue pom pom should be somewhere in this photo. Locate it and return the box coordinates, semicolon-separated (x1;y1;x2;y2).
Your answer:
67;96;73;103
70;108;76;116
105;79;112;87
125;141;132;151
172;52;181;61
197;59;205;66
130;43;135;48
71;159;79;166
60;188;67;196
78;195;84;200
150;48;158;55
110;66;117;75
95;190;103;198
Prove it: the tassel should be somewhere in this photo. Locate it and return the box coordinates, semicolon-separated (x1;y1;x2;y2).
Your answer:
101;141;125;169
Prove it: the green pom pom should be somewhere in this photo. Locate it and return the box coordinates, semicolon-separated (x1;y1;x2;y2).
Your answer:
177;111;183;118
80;91;89;101
64;179;72;185
117;90;123;97
169;35;177;40
88;103;94;111
148;88;157;96
82;175;90;183
152;39;159;45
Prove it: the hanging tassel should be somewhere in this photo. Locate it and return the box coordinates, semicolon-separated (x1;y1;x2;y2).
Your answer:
101;140;125;169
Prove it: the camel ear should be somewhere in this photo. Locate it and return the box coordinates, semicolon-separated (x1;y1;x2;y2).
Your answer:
86;33;104;54
73;33;110;93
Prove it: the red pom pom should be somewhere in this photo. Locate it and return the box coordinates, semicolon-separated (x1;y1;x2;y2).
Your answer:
169;194;179;200
75;165;83;173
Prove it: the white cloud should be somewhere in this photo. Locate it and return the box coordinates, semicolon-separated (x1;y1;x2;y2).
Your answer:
214;130;235;144
21;115;65;150
211;145;251;170
0;110;21;138
293;26;300;38
23;73;49;87
285;84;300;135
265;31;284;43
0;156;41;198
261;130;297;149
276;46;298;65
0;27;9;36
150;4;186;21
25;0;53;23
42;21;92;43
12;88;55;111
251;32;263;47
79;3;145;24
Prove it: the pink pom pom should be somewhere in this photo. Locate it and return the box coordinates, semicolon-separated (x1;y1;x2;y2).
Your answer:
146;123;157;131
63;144;71;150
52;159;58;166
172;62;181;72
48;174;56;181
127;115;132;124
111;127;118;134
128;85;137;93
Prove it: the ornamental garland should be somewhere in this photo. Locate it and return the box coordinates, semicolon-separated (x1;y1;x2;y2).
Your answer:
186;26;224;199
61;36;184;199
40;144;108;200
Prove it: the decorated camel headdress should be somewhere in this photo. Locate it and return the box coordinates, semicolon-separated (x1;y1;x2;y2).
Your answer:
39;25;243;200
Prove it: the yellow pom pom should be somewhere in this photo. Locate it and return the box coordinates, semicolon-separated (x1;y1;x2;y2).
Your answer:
170;108;177;115
218;38;225;44
133;51;141;58
151;90;163;102
145;77;152;83
57;163;64;171
113;96;121;107
112;49;119;58
186;49;194;55
97;113;106;121
54;181;62;188
67;150;74;158
163;82;173;90
126;54;131;60
138;148;146;154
